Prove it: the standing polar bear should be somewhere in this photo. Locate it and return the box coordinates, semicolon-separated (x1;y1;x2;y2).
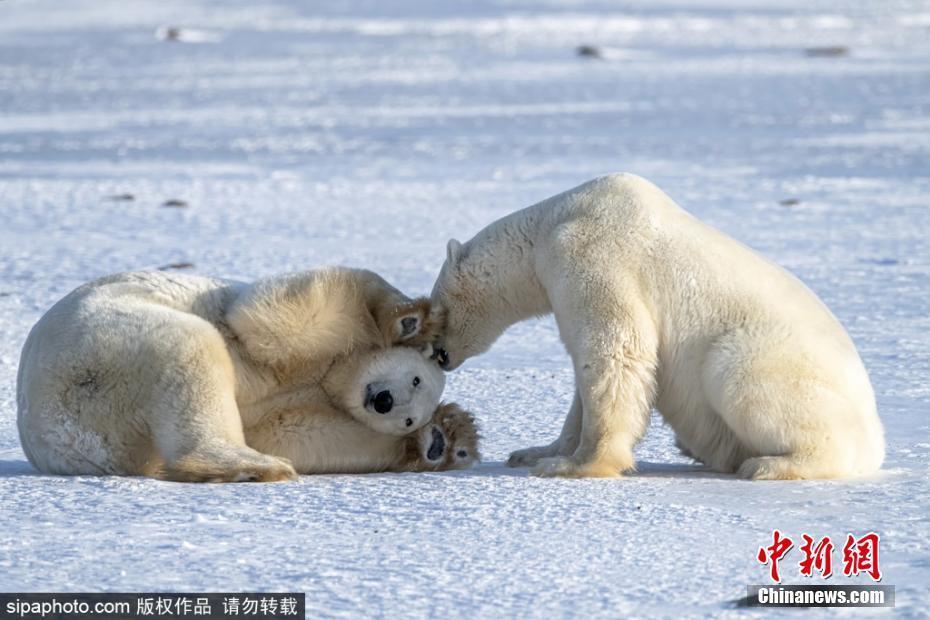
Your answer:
18;269;478;482
431;173;883;480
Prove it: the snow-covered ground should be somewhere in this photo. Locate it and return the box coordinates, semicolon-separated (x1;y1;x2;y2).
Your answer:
1;0;928;616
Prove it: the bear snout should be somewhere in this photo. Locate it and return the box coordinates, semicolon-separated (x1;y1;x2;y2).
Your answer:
370;389;393;414
364;383;397;414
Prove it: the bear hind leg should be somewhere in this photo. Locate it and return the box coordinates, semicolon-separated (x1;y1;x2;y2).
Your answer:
146;317;297;483
704;331;878;481
159;443;296;483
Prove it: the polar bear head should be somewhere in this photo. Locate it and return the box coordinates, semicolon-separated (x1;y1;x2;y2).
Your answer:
325;345;446;436
429;239;511;371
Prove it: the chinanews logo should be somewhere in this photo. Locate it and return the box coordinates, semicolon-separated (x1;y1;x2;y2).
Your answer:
745;531;895;608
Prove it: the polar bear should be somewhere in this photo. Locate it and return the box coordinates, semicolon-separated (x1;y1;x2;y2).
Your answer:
430;173;884;480
17;269;478;482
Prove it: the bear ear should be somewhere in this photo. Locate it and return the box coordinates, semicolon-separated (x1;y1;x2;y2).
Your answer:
446;239;464;265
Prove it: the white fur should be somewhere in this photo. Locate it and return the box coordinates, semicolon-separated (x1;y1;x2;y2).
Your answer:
17;270;445;481
431;173;884;480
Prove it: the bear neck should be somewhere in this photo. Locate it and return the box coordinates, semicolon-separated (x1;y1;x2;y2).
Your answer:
465;208;551;325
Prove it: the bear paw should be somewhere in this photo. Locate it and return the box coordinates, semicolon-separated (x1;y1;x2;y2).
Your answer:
507;443;560;468
531;456;622;479
404;403;479;471
737;456;801;480
163;452;298;483
225;459;298;483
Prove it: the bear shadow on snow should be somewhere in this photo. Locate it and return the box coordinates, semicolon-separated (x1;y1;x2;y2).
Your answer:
0;458;723;481
0;459;42;477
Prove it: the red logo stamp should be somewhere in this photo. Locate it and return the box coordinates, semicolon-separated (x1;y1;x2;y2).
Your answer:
757;531;882;583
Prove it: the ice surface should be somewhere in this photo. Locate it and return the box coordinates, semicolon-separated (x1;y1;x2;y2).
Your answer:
0;0;928;617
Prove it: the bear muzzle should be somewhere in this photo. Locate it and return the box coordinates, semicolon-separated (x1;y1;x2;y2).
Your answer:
364;385;395;414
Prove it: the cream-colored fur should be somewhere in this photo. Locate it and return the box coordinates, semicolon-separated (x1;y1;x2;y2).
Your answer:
431;173;884;480
17;269;472;482
249;402;479;474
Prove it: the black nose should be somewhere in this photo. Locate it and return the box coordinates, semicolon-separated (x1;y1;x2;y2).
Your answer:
433;347;450;369
372;390;393;414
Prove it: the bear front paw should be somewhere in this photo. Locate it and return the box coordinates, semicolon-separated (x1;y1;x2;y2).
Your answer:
507;444;560;468
531;456;622;479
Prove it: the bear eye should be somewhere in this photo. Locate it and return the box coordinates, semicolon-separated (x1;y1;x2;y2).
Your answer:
412;376;420;387
456;450;468;458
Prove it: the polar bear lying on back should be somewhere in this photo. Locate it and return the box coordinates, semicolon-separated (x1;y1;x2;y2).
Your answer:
18;270;478;482
430;173;883;480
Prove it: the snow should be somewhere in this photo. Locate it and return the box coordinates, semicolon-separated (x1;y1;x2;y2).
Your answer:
1;0;928;616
